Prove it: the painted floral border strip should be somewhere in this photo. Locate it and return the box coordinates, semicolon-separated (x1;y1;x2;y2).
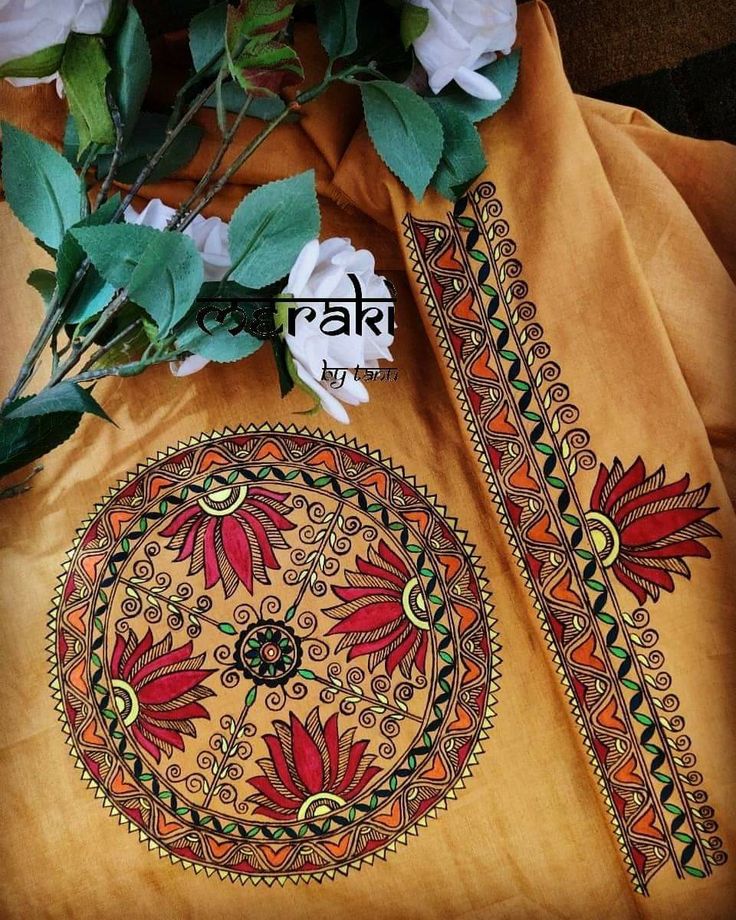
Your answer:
403;182;725;892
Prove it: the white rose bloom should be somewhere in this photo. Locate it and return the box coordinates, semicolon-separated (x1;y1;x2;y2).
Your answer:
0;0;113;87
411;0;517;100
282;238;395;425
124;198;231;378
124;198;230;283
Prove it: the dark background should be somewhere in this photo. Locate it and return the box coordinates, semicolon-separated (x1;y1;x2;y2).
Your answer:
542;0;736;141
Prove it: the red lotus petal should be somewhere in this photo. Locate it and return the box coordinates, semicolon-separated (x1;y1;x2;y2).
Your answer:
248;486;290;505
123;628;153;680
251;799;299;821
246;494;295;532
290;712;325;795
611;563;648;605
110;633;127;679
263;732;305;799
327;600;403;635
131;723;162;763
248;775;302;812
376;540;409;577
346;619;409;662
621;506;713;546
202;517;222;589
614;475;690;522
386;627;420;677
334;738;371;795
138;717;186;751
415;631;428;675
160;504;201;537
177;514;203;562
332;585;401;604
343;763;381;801
626;539;711;560
237;508;278;570
143;701;211;721
220;514;254;593
604;458;646;513
590;463;610;511
356;556;405;589
136;669;212;705
323;713;340;789
620;558;675;593
133;640;194;686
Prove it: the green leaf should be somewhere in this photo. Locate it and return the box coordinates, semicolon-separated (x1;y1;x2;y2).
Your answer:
271;336;294;397
438;50;521;123
0;44;64;79
110;6;152;138
27;269;56;309
4;383;112;423
0;400;82;479
428;99;486;200
360;81;443;199
0;122;82;249
225;1;302;96
228;170;319;288
400;3;429;49
204;83;286;120
315;0;359;60
96;112;202;182
176;306;263;364
59;34;115;154
189;1;228;72
57;195;120;324
70;224;204;334
227;36;303;97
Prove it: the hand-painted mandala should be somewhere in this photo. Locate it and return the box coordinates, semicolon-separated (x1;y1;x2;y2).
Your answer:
50;428;498;883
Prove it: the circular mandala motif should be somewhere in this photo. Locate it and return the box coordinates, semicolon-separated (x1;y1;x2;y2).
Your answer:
50;428;498;883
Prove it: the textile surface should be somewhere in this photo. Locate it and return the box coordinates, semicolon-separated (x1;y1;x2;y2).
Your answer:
0;3;734;918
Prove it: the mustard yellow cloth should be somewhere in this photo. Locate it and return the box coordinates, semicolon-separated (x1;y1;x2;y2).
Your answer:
0;3;734;917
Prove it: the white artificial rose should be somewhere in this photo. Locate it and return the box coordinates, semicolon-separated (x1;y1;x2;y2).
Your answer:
281;238;395;425
0;0;112;87
124;198;231;378
411;0;517;99
124;198;230;283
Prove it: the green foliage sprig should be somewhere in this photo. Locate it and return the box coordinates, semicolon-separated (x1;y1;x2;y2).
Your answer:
0;0;519;498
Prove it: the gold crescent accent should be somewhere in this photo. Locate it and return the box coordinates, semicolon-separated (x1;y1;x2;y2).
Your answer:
198;486;248;516
297;792;346;820
585;511;621;568
402;576;430;631
111;678;139;727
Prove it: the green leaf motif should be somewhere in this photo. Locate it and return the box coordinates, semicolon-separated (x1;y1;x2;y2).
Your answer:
0;44;64;79
360;81;443;200
71;224;204;334
110;5;152;138
438;50;521;123
59;34;115;154
315;0;359;60
428;99;486;200
1;122;82;249
0;398;82;480
228;170;319;289
400;3;429;49
4;382;112;423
